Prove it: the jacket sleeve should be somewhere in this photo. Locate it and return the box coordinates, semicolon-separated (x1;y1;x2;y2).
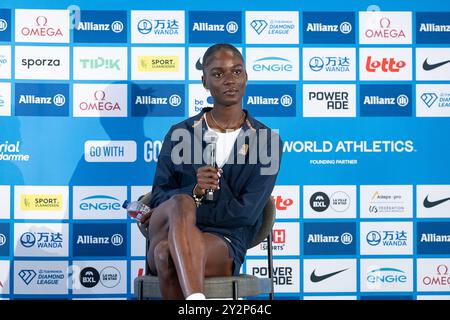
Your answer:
196;132;282;228
149;126;196;209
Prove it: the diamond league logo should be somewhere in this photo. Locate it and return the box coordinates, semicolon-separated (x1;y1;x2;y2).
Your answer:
250;20;268;34
421;93;438;108
19;269;37;285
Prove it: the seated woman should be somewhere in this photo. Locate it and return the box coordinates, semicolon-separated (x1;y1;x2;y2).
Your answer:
140;43;282;300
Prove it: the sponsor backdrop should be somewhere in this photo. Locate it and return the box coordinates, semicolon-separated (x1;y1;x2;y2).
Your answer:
0;0;449;299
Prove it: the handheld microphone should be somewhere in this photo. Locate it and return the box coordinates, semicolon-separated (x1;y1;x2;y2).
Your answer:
204;130;218;201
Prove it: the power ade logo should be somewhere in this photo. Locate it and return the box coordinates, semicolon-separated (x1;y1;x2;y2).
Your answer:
303;222;356;255
0;223;9;256
303;12;355;44
247;259;300;292
189;11;241;43
132;83;185;117
0;9;11;41
73;223;127;257
416;12;450;44
303;48;355;81
246;11;299;44
74;10;127;43
80;266;121;289
418;222;450;254
360;48;412;81
303;84;356;117
359;12;412;44
74;84;127;117
131;10;185;44
15;83;69;117
360;84;412;117
244;84;296;117
15;9;69;43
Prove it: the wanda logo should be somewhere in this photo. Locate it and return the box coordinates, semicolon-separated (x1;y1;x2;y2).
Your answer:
366;56;406;72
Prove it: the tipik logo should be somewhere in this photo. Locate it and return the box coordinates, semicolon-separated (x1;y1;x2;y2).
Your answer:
250;20;268;34
423;58;450;71
421;93;438;108
423;195;450;208
310;268;348;282
19;269;37;285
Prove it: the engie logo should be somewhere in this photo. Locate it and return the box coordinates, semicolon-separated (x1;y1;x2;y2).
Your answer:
15;46;69;80
359;11;412;44
303;12;355;44
417;84;450;117
14;223;69;257
303;84;356;117
416;12;450;44
303;222;356;255
360;222;413;255
15;9;69;43
73;84;127;117
246;47;299;81
132;83;185;117
303;48;356;81
418;222;450;254
73;223;127;257
14;260;68;294
131;10;185;44
0;223;10;256
245;11;299;44
0;9;11;42
360;259;413;292
73;47;127;80
247;259;300;293
360;48;412;81
244;84;296;117
15;83;69;117
189;11;241;44
271;185;299;219
360;84;412;117
73;186;127;219
74;10;127;43
84;140;137;163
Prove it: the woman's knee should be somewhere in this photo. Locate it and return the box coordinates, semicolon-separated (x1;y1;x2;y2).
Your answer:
168;194;196;221
153;240;175;274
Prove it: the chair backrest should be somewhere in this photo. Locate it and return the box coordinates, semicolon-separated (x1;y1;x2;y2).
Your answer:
248;197;276;249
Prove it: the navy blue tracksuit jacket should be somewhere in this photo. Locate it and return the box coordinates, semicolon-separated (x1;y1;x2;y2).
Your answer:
149;107;282;275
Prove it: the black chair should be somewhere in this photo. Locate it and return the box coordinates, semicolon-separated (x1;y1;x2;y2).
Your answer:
133;194;276;300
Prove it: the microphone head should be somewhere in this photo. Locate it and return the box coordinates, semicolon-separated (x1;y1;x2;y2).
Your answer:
204;130;218;144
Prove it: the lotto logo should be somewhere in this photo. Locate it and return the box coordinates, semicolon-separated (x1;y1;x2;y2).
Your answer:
366;56;406;72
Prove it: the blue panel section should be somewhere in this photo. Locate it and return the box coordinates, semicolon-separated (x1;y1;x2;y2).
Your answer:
303;12;355;44
73;10;128;43
131;83;185;117
0;9;11;42
0;223;9;256
188;11;242;43
244;84;296;117
72;223;127;257
416;12;450;44
360;84;412;117
417;222;450;254
15;83;69;117
303;222;356;255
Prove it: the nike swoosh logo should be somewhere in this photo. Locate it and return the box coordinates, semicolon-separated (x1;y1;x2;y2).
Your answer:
310;268;348;283
195;58;203;71
423;58;450;71
423;195;450;208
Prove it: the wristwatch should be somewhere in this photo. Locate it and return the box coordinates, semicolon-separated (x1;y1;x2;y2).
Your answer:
192;184;203;207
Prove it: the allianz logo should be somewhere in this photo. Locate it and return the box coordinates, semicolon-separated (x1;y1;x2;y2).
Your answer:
363;94;409;107
253;57;293;72
76;233;123;246
247;95;292;107
18;94;66;106
79;195;122;211
192;21;238;34
367;268;407;283
306;22;352;34
307;232;353;244
135;94;182;107
76;21;124;33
